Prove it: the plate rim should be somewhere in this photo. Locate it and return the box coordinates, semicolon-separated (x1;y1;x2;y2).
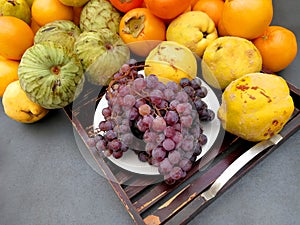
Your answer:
93;78;221;175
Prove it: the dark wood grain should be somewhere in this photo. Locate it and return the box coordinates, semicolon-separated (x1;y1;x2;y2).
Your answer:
63;81;300;225
165;113;300;225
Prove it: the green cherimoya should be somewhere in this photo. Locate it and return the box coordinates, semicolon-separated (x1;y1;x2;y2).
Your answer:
80;0;121;33
75;29;130;86
34;20;81;52
18;42;85;109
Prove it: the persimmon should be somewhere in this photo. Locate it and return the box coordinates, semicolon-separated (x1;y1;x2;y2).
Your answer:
31;0;74;26
141;0;146;8
119;8;166;56
109;0;144;13
192;0;224;26
252;26;298;72
221;0;273;40
144;0;192;20
0;16;34;60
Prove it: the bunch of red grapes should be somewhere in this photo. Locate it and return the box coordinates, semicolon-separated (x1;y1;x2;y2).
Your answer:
88;59;215;184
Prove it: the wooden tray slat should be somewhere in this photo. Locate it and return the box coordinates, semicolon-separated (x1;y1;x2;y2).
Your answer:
142;138;253;224
165;112;300;225
132;131;237;214
64;81;300;225
64;105;145;224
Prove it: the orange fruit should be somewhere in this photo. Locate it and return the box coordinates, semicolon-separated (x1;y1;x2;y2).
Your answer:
0;56;20;97
30;18;41;35
119;8;166;44
192;0;224;26
183;4;192;13
141;0;147;7
163;4;192;25
144;0;192;20
31;0;74;26
221;0;273;40
252;26;298;72
119;8;166;56
217;16;230;36
0;16;34;60
191;0;199;7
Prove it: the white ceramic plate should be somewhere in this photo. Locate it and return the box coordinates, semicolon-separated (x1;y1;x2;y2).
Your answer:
93;78;221;175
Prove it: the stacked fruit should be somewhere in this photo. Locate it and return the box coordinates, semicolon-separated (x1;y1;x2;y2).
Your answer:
0;0;130;122
0;0;297;182
98;0;295;145
0;0;297;118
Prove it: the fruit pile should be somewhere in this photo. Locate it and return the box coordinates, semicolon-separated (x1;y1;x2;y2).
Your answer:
88;60;214;184
0;0;297;182
0;0;297;112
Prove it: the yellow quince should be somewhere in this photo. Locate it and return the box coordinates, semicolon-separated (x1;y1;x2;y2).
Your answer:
218;73;294;142
2;80;49;123
144;41;197;84
166;11;218;57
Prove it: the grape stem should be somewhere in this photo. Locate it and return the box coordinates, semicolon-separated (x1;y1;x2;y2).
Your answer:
107;64;148;99
89;127;102;137
153;105;163;117
106;63;165;118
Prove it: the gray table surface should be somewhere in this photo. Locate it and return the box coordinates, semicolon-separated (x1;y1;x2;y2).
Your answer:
1;1;300;225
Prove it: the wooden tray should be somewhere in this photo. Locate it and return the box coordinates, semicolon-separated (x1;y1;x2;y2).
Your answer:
64;80;300;225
